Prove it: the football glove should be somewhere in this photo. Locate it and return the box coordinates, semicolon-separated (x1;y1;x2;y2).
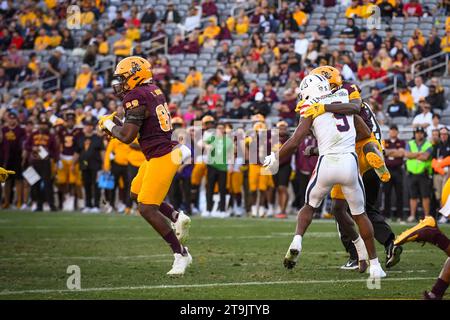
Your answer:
263;152;277;169
98;112;117;133
0;167;15;183
300;103;326;119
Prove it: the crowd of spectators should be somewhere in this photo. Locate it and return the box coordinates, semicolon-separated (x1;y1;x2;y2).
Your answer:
0;0;450;221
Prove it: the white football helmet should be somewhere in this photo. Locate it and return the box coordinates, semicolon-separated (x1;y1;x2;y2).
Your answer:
298;74;332;101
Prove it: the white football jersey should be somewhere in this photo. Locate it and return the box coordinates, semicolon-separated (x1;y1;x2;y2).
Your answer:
309;88;356;156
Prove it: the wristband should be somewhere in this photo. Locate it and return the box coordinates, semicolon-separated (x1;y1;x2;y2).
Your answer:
104;119;116;132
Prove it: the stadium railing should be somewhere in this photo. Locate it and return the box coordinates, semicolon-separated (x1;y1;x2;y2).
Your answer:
411;51;449;79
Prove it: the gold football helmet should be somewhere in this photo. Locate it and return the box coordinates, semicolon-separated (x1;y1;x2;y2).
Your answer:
112;56;153;97
310;66;343;90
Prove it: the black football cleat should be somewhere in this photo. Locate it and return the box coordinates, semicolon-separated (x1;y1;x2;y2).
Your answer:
385;242;403;268
340;258;359;270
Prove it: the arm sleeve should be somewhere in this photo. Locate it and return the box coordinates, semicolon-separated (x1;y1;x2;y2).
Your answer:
123;93;147;127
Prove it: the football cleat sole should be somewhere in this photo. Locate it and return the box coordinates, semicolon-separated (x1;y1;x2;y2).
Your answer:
366;152;391;182
394;216;437;246
284;248;300;269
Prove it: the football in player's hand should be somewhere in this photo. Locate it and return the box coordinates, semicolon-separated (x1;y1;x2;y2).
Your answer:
101;115;123;136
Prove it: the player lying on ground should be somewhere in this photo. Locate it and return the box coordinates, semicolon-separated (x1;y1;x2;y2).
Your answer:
393;157;450;299
395;217;450;300
301;66;402;270
98;56;192;276
264;74;385;278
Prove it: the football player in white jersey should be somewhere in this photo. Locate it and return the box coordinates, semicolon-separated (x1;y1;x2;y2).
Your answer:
264;74;386;278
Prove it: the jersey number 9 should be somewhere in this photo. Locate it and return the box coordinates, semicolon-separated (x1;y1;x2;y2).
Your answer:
334;114;350;132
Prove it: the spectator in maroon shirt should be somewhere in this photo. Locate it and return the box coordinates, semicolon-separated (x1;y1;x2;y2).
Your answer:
263;82;279;105
202;0;218;18
236;83;250;103
152;57;171;82
354;27;369;52
383;125;406;221
218;20;232;40
370;87;384;106
183;32;200;54
403;0;423;17
279;30;294;54
168;34;186;54
276;88;297;126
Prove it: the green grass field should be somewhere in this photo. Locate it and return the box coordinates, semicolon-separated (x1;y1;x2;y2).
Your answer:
0;210;448;300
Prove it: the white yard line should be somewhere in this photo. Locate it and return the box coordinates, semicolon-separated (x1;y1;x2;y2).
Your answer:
0;249;433;261
0;277;436;296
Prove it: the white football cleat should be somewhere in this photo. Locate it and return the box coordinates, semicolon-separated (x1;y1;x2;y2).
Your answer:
251;205;258;217
266;204;274;217
81;207;91;214
167;248;192;276
233;204;244;217
90;207;100;213
369;264;387;278
174;211;191;244
284;235;302;269
201;210;211;218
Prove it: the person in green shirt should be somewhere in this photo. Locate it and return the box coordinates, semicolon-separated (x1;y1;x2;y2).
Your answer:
204;123;233;217
405;127;433;222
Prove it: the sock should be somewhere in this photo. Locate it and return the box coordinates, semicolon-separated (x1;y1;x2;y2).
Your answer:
160;202;178;223
370;257;380;266
432;232;450;252
294;234;302;244
352;235;368;261
236;194;242;206
431;278;449;298
192;185;199;208
163;231;185;255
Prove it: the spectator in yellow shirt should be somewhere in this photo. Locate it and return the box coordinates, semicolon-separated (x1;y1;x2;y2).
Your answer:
20;9;38;27
171;77;187;96
75;64;92;91
203;17;221;40
81;10;95;25
126;25;141;42
34;29;51;51
185;67;203;89
113;30;132;58
292;5;308;27
407;29;426;51
441;30;450;53
49;29;62;48
346;0;362;18
235;15;250;35
360;0;378;18
96;34;109;55
399;86;415;111
376;0;396;6
226;15;235;31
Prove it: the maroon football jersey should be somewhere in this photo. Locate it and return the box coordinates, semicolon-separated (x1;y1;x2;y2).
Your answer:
25;129;59;161
123;83;178;160
2;125;26;162
56;126;83;156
